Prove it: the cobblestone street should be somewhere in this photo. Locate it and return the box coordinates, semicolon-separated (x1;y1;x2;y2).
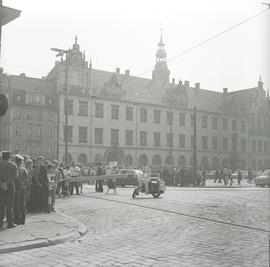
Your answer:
0;186;269;267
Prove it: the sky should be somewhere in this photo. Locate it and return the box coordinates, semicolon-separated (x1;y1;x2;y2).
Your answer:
1;0;270;93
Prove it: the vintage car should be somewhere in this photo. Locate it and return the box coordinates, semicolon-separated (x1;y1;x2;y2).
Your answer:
115;169;143;187
254;170;270;187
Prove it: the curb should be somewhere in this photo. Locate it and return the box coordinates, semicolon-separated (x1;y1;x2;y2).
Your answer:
0;210;88;254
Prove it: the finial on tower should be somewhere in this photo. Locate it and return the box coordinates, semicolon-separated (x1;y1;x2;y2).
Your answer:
75;35;78;44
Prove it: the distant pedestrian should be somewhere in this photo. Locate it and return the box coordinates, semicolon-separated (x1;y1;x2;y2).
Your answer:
106;179;117;195
237;168;242;185
69;162;80;195
214;168;220;183
0;151;18;228
95;163;103;193
227;168;233;187
247;169;253;184
14;154;28;225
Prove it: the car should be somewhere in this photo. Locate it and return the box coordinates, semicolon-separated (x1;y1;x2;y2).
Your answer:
205;170;216;179
254;170;270;187
115;169;143;187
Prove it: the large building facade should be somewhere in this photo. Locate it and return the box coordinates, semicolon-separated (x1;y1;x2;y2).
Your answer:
1;36;270;170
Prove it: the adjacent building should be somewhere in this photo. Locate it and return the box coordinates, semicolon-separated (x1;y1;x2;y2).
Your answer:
1;35;269;170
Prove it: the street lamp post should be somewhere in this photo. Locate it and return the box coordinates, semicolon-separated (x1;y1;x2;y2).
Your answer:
51;48;73;165
193;106;197;185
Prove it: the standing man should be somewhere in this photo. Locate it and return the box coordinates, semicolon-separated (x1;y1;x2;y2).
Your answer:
0;152;18;228
69;162;80;195
95;163;103;193
13;154;28;225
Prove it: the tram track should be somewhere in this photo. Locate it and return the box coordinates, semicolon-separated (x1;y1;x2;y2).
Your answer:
80;193;270;234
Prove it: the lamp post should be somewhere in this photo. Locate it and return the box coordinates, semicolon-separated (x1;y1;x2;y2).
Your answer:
51;47;73;165
193;106;197;184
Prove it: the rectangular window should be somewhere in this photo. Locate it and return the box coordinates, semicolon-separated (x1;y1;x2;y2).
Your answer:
48;128;53;138
15;126;21;136
179;134;185;148
95;103;104;118
140;108;147;123
27;112;32;121
232;119;237;131
212;137;218;150
179;113;185;126
212;117;218;130
64;126;73;142
27;127;33;137
79;127;87;143
241;139;246;152
125;130;134;145
48;112;53;121
79;101;88;116
222;118;228;130
48;144;52;155
125;107;133;121
166;111;173;125
65;100;73;115
95;128;103;144
140;131;147;146
222;137;228;151
111;129;119;145
154;110;161;123
191;135;194;149
202;136;208;149
191;114;194;128
241;120;246;132
258;141;262;153
264;141;268;153
202;116;208;129
36;127;42;138
167;133;173;148
111;104;119;120
251;140;256;152
153;132;161;147
37;111;42;121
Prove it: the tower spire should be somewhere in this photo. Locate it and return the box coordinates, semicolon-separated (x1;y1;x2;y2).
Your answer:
75;35;78;44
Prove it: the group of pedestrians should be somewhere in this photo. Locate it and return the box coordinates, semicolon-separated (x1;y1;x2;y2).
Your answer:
0;151;87;230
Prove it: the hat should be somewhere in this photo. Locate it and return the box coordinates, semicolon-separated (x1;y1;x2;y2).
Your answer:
1;151;12;159
37;155;44;161
25;159;33;165
52;160;59;164
15;154;24;161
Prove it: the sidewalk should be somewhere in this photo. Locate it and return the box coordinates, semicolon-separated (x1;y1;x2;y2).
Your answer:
0;210;87;254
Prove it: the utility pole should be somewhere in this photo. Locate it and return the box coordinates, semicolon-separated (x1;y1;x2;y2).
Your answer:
51;47;73;165
193;106;197;184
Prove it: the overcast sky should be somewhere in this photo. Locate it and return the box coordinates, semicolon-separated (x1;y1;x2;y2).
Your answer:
2;0;269;93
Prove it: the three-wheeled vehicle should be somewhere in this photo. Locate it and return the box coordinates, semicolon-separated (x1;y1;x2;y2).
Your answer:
132;173;166;198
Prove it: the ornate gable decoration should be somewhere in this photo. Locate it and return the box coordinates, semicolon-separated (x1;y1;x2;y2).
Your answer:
163;80;188;108
99;73;126;99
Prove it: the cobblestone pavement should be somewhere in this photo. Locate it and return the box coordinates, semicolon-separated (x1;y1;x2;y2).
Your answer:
0;186;269;267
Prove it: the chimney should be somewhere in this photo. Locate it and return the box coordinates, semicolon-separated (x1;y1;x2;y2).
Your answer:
172;78;175;84
125;69;130;76
195;83;200;90
184;80;189;87
19;73;26;77
223;88;228;94
116;68;120;74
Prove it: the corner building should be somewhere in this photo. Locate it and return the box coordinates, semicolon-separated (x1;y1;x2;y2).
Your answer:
46;36;270;170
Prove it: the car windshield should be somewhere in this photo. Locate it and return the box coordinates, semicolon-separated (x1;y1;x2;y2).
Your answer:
262;170;270;176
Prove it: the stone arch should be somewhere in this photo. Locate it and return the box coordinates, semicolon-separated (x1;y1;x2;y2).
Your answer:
258;159;263;170
178;155;186;168
104;148;125;167
251;158;256;170
165;154;174;165
201;156;209;170
94;154;103;164
62;153;73;164
125;155;133;167
138;154;148;168
240;159;247;170
152;154;161;166
211;156;219;170
78;153;87;165
222;158;228;168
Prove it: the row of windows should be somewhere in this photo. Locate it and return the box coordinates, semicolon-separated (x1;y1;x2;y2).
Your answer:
66;101;251;132
63;126;269;153
14;143;53;155
15;126;54;138
13;109;54;121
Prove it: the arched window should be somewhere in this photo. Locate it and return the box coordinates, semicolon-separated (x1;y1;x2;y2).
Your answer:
240;159;246;170
125;155;133;167
251;158;256;170
165;154;174;165
178;156;186;168
78;153;87;165
211;157;219;170
138;154;148;168
201;156;209;170
222;158;228;168
62;153;73;164
152;154;161;166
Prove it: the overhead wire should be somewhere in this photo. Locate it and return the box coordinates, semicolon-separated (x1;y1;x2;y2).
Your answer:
120;8;269;87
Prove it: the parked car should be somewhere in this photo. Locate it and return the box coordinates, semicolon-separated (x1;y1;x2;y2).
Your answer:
205;170;216;179
254;170;270;187
115;169;143;187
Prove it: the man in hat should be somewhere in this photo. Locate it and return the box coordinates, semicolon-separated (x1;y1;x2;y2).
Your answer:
69;162;80;195
13;154;28;225
0;151;18;228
